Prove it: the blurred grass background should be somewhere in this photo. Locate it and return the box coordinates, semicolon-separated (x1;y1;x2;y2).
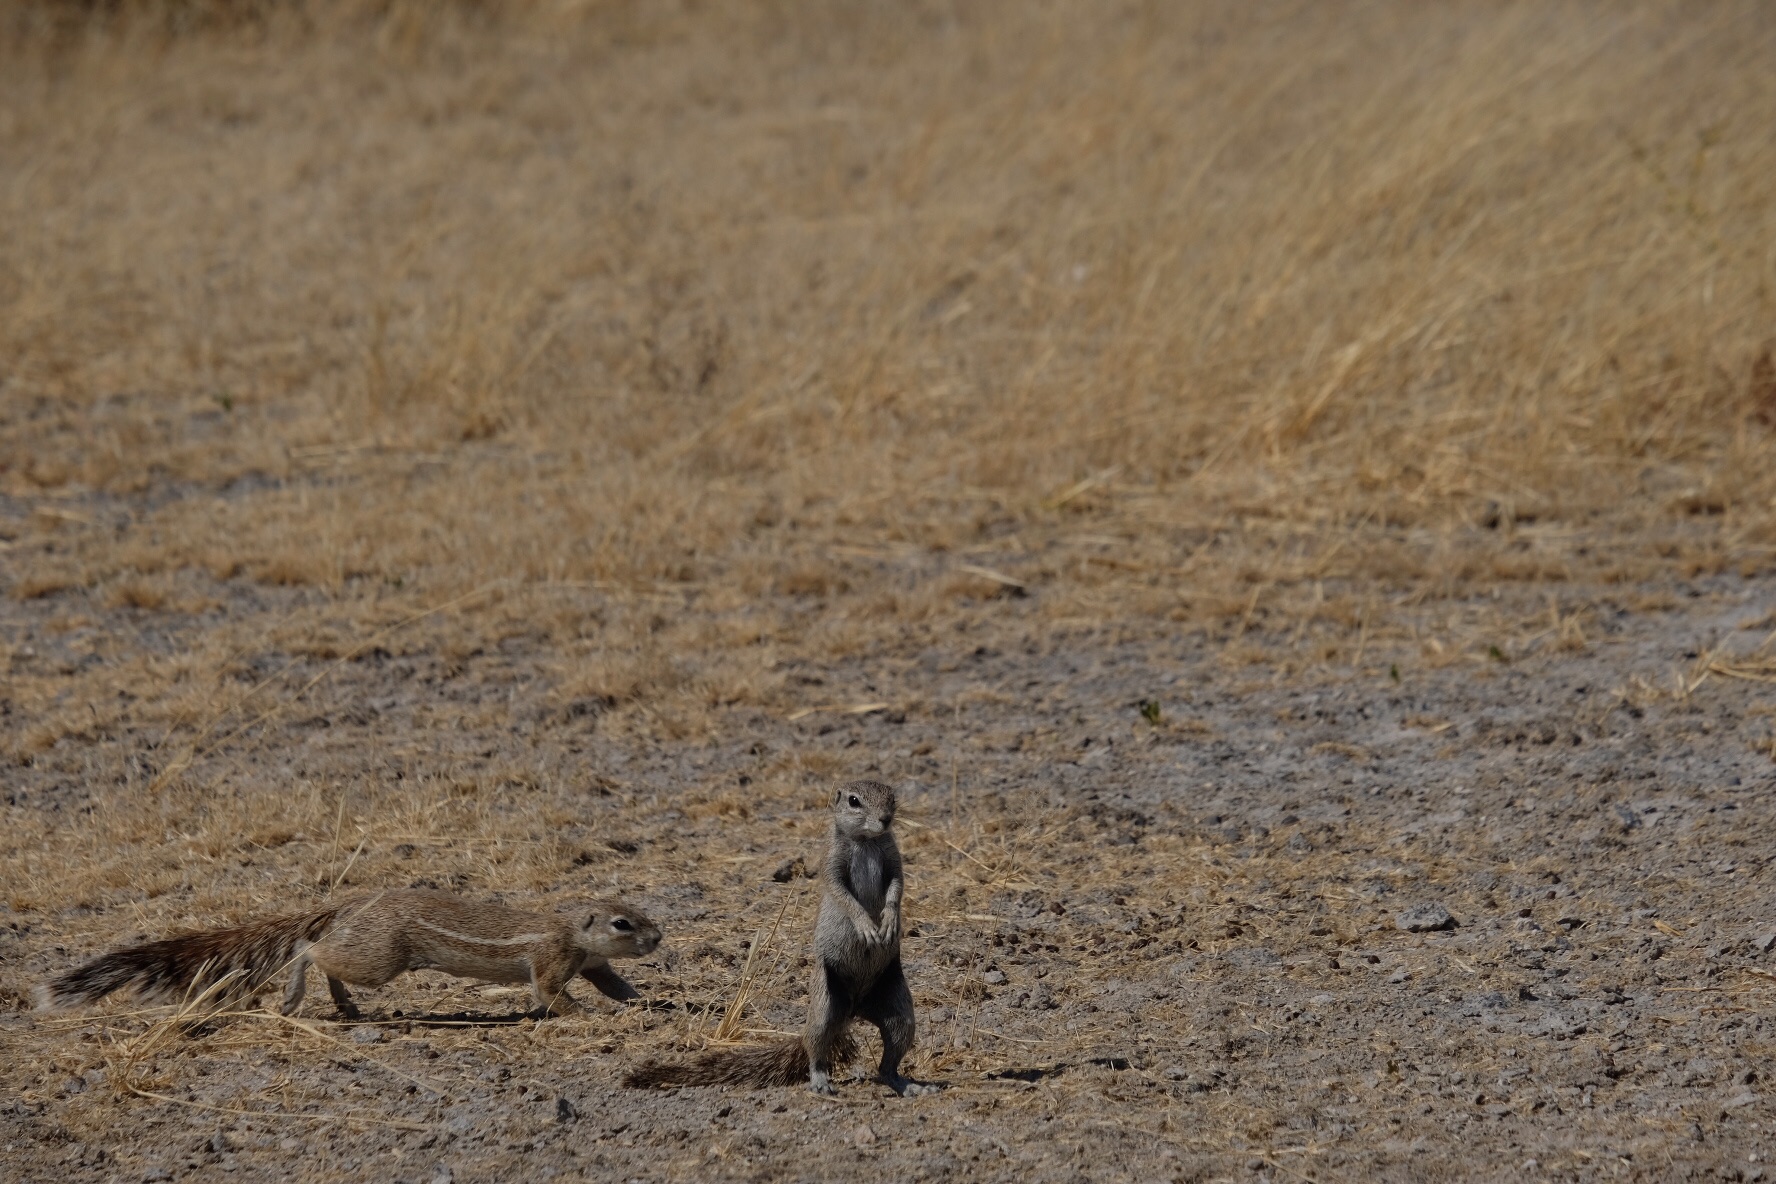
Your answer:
2;0;1774;743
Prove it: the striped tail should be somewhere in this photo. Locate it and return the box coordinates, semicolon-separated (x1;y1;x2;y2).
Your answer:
35;906;340;1011
624;1032;858;1089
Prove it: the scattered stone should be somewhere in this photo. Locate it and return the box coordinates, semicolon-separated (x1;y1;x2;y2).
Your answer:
430;1165;454;1184
1388;967;1411;984
853;1124;877;1147
143;1170;172;1183
349;1025;385;1045
1754;931;1776;954
1163;1066;1188;1080
772;857;805;883
1395;903;1457;933
983;970;1006;985
210;1132;231;1155
556;1097;580;1123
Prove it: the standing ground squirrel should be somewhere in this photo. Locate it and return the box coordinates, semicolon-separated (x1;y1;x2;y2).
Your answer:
626;779;936;1095
35;888;662;1019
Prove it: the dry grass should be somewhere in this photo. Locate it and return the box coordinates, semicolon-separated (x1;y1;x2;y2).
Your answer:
4;1;1774;651
0;1;1768;768
3;0;1776;1168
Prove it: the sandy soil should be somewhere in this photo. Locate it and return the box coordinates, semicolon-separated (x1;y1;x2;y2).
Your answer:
5;554;1775;1183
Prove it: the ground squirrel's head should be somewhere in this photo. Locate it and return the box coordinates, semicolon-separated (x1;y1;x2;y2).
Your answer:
579;899;662;958
832;779;897;839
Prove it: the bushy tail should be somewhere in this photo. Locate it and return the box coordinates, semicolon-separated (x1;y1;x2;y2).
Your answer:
624;1031;858;1089
35;907;340;1011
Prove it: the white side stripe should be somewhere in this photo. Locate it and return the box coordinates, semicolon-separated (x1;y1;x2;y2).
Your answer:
413;918;550;948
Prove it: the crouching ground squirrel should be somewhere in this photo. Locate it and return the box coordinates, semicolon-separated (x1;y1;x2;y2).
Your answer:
35;888;662;1020
627;779;937;1095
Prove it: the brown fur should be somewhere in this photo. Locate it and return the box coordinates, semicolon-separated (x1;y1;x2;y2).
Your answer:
36;889;661;1019
622;1031;859;1089
34;907;340;1011
627;780;933;1094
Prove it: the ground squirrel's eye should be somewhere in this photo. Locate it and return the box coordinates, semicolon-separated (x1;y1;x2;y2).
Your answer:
611;917;633;931
848;795;862;808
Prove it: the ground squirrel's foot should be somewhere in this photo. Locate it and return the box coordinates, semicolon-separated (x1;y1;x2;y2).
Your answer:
879;1073;941;1096
808;1071;836;1095
334;1004;362;1021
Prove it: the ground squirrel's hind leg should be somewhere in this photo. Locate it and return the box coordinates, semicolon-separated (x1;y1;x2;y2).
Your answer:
325;975;361;1021
531;962;585;1017
803;961;852;1095
858;959;937;1096
280;954;310;1017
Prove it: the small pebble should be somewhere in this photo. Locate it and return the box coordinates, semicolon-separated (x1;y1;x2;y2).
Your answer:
350;1026;385;1045
983;970;1006;985
854;1123;878;1147
1388;967;1411;984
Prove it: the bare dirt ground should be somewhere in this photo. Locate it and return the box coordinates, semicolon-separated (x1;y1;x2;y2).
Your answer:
7;536;1776;1183
4;2;1776;1181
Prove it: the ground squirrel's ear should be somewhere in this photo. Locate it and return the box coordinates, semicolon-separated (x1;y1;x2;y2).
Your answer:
583;912;599;930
